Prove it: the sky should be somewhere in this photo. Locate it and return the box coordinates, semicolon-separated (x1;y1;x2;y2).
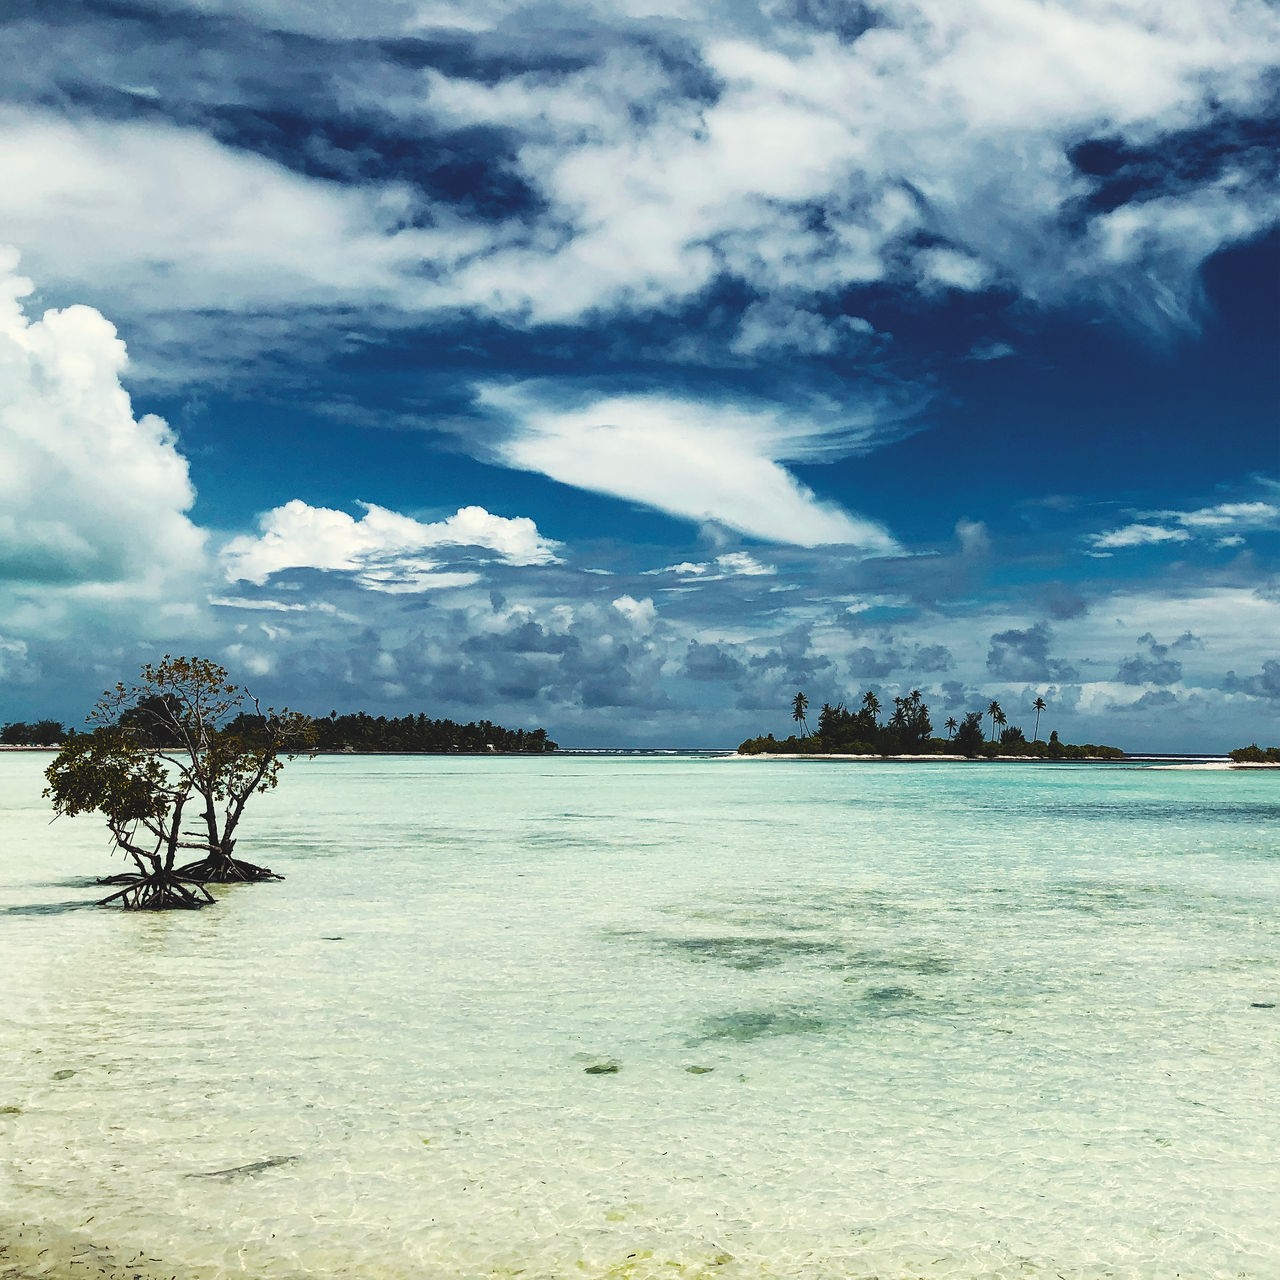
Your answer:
0;0;1277;751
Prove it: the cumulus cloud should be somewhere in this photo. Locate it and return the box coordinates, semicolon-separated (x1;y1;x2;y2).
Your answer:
913;643;955;673
682;639;746;682
1115;632;1183;686
611;594;657;630
848;643;906;679
1110;688;1179;713
0;635;37;685
916;247;992;293
986;621;1080;682
488;391;901;550
1223;659;1280;703
0;248;207;595
235;588;680;723
955;518;991;556
223;499;562;589
738;621;836;694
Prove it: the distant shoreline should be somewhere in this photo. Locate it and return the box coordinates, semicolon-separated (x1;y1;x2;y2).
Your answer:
2;744;1275;768
728;752;1278;769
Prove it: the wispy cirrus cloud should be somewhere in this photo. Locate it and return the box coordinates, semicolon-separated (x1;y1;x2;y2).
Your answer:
483;388;902;550
1089;499;1280;553
646;552;777;581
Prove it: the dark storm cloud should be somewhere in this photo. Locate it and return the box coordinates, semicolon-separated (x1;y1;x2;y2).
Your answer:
1223;658;1280;703
1110;689;1179;713
1043;585;1089;621
682;640;746;683
1115;633;1184;686
737;624;836;710
986;622;1080;683
912;643;954;673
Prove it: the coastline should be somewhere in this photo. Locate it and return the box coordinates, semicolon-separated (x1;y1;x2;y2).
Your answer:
732;751;1118;763
731;751;967;761
730;752;1275;767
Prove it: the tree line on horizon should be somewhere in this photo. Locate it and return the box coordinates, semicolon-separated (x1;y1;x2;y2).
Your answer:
4;709;557;754
738;688;1124;759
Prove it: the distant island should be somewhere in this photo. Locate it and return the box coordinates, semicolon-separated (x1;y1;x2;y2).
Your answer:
739;689;1124;760
2;710;557;754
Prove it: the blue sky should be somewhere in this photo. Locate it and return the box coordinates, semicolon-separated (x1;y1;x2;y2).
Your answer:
0;0;1276;749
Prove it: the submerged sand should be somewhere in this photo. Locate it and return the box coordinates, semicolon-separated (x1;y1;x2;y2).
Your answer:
0;1222;215;1280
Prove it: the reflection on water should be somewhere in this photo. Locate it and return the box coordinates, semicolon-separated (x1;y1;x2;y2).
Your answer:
1;753;1278;1279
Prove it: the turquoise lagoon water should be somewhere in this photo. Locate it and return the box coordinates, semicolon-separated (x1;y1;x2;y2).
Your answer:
1;752;1278;1279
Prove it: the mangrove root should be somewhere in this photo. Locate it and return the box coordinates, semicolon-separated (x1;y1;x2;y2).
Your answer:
96;873;215;910
175;855;283;884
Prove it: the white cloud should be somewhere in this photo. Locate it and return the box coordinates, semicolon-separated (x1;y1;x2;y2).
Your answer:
419;0;1280;332
224;499;563;589
0;249;207;597
1090;499;1280;551
0;635;37;685
651;561;708;577
0;1;1272;389
487;390;901;550
1057;586;1280;679
612;594;657;630
712;551;776;577
967;340;1016;361
917;247;991;292
648;552;777;580
0;108;495;326
731;301;875;357
955;518;991;556
160;0;709;38
1176;500;1280;529
1090;523;1194;551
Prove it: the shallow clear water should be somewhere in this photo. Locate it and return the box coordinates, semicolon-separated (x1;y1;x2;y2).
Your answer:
2;753;1278;1279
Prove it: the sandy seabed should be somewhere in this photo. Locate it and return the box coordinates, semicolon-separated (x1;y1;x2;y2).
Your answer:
0;1221;215;1280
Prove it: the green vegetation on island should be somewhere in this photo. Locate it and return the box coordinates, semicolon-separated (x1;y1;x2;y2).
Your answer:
6;712;555;755
309;712;556;754
741;689;1124;760
1;719;67;746
1228;744;1280;763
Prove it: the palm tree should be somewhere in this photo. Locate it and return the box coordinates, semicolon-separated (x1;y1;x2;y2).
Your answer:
1032;696;1047;742
791;690;809;737
945;716;958;740
861;690;881;725
987;699;1006;742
